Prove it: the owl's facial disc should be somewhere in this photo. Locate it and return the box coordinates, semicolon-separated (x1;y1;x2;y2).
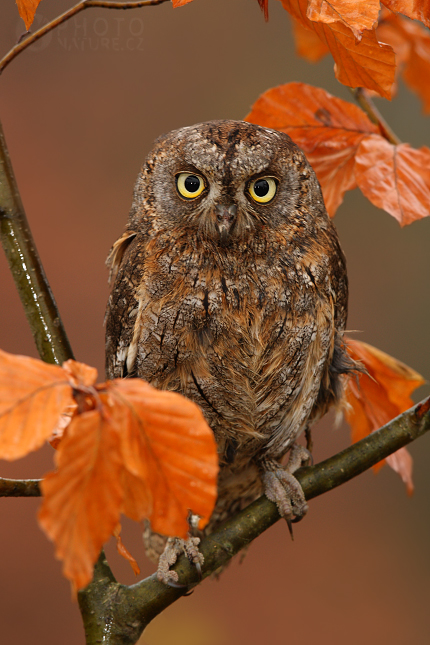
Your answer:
215;204;237;244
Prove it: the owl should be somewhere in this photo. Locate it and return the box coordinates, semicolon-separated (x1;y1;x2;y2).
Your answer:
105;120;354;584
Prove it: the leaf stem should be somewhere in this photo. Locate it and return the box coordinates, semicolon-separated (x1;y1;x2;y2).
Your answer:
0;0;170;76
350;87;401;145
0;119;74;364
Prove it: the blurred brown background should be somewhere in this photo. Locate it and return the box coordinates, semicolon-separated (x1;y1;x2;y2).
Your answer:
0;1;429;643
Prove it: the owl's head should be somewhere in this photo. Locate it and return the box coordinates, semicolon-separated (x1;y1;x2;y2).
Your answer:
128;120;328;248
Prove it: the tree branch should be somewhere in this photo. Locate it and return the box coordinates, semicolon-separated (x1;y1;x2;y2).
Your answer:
77;395;430;645
0;119;74;364
0;0;170;76
0;477;41;497
349;87;401;145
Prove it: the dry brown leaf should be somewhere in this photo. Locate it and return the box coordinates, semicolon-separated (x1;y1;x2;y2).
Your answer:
307;0;380;39
344;338;424;493
16;0;42;30
113;524;140;576
110;379;219;536
355;136;430;225
246;82;378;215
382;0;430;29
292;18;330;61
0;349;74;460
279;0;396;98
39;378;218;590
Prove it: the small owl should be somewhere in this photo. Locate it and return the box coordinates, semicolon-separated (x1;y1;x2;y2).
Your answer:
105;120;354;584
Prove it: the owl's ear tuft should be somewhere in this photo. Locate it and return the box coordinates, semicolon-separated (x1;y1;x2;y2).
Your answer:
106;231;137;285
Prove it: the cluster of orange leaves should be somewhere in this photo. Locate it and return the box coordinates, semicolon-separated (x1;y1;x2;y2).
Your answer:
0;350;218;590
173;0;430;101
344;339;423;496
246;82;430;223
17;0;430;103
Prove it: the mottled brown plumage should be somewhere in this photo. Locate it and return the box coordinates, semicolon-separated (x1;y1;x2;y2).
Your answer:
105;120;353;582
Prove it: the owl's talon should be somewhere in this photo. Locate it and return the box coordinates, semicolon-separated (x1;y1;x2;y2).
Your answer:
262;467;308;524
287;444;313;472
284;516;294;541
261;446;310;527
157;536;204;586
165;578;187;589
195;560;202;581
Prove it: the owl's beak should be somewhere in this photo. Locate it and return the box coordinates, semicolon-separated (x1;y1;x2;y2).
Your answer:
215;204;237;243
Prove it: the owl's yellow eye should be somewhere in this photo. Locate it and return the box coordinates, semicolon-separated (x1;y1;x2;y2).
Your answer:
248;177;277;204
176;173;206;199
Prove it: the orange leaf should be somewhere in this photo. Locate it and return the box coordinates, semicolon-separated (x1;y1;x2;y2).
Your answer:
377;9;410;63
344;338;424;492
0;349;73;460
395;16;430;114
39;407;125;591
172;0;194;6
16;0;42;30
292;19;330;61
386;448;414;496
113;524;140;576
279;0;396;98
62;360;98;388
39;378;218;590
246;82;378;215
307;0;380;39
376;11;430;111
382;0;430;29
258;0;270;20
48;403;77;450
109;379;219;538
355;136;430;225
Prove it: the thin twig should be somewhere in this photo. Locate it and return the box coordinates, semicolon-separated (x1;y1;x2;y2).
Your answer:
0;477;41;497
0;0;170;76
77;396;430;645
0;119;74;364
350;87;401;145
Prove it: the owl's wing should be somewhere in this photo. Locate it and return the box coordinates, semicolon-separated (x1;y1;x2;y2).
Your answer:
256;222;356;455
105;230;140;379
106;230;137;284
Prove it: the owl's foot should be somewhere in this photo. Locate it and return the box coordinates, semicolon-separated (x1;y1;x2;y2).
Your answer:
261;445;311;538
157;536;204;587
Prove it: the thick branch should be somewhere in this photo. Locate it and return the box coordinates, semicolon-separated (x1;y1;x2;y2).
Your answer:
77;396;430;645
0;119;74;364
0;0;170;76
349;87;401;145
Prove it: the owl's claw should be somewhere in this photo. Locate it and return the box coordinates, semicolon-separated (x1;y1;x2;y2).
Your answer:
261;444;310;534
157;536;204;586
195;559;202;581
165;578;187;589
284;515;294;540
